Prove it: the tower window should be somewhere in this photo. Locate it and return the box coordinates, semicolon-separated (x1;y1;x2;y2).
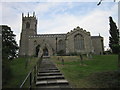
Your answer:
26;22;30;29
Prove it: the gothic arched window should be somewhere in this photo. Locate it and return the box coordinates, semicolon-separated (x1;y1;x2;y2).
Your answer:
74;34;84;51
26;22;30;29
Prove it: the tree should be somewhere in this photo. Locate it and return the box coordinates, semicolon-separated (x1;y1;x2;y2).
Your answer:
2;25;18;60
1;25;18;86
109;16;120;54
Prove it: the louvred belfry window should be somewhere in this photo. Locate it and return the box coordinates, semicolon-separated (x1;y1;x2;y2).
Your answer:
26;22;30;29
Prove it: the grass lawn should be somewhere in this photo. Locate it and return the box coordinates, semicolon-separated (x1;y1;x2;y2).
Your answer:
51;55;118;88
3;57;39;88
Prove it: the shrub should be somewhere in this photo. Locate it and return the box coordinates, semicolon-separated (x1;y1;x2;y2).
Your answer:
57;50;66;56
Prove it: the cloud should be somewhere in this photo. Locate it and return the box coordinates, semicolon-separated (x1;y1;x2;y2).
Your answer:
1;2;22;46
118;2;120;31
0;3;2;24
37;3;118;50
1;0;119;2
35;3;58;13
1;2;118;51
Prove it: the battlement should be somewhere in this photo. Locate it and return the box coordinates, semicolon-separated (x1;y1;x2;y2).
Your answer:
22;12;36;19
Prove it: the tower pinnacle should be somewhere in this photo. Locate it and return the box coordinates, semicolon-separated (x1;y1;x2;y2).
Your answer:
33;12;35;17
28;12;29;17
22;13;24;18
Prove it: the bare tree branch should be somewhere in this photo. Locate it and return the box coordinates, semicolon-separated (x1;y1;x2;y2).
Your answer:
97;0;116;6
97;0;103;6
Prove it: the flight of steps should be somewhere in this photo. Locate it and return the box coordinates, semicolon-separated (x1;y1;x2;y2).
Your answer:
35;58;72;88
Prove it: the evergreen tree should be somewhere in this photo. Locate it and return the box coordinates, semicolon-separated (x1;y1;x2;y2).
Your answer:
2;25;18;60
1;25;18;86
109;16;120;54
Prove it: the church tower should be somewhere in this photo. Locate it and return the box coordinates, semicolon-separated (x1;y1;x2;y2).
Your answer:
19;12;37;56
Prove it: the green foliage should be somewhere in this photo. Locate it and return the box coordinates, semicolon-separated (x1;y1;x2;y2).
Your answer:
109;16;120;54
66;52;78;56
104;49;112;54
2;60;12;85
3;57;39;88
69;52;78;56
57;50;66;56
2;25;18;60
1;25;19;87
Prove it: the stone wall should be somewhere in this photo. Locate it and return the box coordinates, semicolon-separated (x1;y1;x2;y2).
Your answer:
28;34;66;56
66;27;93;54
91;36;104;55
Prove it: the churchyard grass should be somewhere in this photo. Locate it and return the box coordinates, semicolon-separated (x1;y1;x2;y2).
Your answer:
3;57;39;88
51;55;118;88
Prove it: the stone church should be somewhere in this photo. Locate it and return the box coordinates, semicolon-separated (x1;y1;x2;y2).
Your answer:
19;13;104;57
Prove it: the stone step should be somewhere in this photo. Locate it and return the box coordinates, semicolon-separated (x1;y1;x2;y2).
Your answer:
37;86;60;88
39;67;57;69
37;84;71;88
39;68;58;70
37;75;64;80
48;68;58;70
36;79;69;86
35;59;71;88
43;56;50;58
39;70;60;73
38;73;62;76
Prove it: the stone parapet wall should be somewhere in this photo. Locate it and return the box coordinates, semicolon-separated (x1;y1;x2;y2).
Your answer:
29;34;66;38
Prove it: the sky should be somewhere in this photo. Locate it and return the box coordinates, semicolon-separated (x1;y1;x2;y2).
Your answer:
0;0;119;50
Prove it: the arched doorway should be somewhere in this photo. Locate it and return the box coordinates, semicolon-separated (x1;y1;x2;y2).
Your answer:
35;44;40;57
38;42;53;57
43;47;49;56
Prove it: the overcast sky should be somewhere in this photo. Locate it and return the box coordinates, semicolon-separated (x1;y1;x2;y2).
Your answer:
0;0;118;50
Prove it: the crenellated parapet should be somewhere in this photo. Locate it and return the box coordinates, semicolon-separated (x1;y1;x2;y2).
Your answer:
22;12;37;20
28;34;67;38
67;26;90;36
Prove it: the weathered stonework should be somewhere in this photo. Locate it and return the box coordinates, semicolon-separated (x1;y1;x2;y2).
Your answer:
19;13;104;57
91;36;104;54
